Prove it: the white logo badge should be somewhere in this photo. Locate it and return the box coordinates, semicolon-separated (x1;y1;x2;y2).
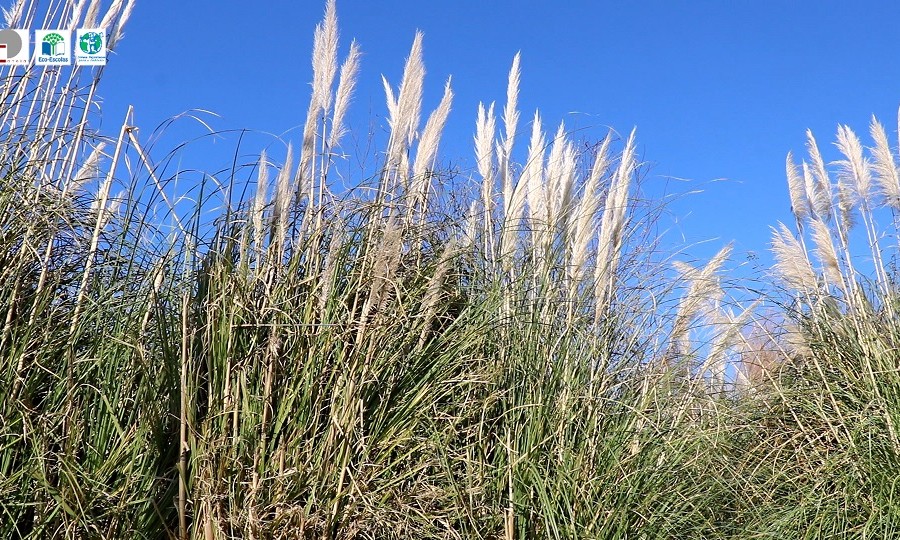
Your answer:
35;29;71;66
75;28;106;66
0;29;30;65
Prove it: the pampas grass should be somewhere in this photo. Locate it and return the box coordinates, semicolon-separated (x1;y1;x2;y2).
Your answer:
871;115;900;209
4;1;900;539
786;151;808;225
771;222;818;294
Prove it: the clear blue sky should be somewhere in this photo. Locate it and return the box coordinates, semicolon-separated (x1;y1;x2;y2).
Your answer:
92;0;900;266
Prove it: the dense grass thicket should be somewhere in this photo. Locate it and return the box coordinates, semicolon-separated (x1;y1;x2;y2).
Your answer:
3;1;900;538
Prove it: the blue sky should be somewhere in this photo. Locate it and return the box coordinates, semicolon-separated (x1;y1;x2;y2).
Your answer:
92;0;900;266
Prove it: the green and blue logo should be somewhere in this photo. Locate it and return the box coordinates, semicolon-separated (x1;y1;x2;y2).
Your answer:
41;32;64;56
35;29;71;65
79;32;102;54
75;29;106;66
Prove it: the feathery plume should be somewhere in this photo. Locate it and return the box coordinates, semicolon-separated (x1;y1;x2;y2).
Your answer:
89;187;121;230
809;217;843;289
252;151;270;255
501;176;526;268
570;135;612;282
412;78;454;182
835;124;872;205
594;129;637;318
786;151;808;224
69;142;106;195
703;301;758;394
83;0;102;28
735;321;784;392
67;0;86;29
782;319;812;359
311;0;339;116
2;0;26;27
836;178;856;236
108;0;135;50
99;0;123;35
473;101;496;245
354;215;403;346
603;129;637;248
545;121;573;227
474;101;496;185
806;130;833;218
501;53;521;218
410;78;453;210
271;145;294;254
328;41;361;149
803;161;830;220
870;116;900;209
382;32;425;194
557;142;577;234
372;215;403;311
611;129;637;218
771;222;817;293
106;190;124;223
503;53;521;156
382;75;398;128
669;244;732;358
394;32;426;149
418;241;456;349
523;111;546;235
299;0;339;197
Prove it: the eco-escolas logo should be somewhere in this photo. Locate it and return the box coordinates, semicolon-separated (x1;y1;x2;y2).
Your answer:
75;29;106;65
35;29;71;65
0;29;29;65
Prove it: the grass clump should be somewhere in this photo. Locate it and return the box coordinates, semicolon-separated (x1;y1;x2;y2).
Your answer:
2;1;900;539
